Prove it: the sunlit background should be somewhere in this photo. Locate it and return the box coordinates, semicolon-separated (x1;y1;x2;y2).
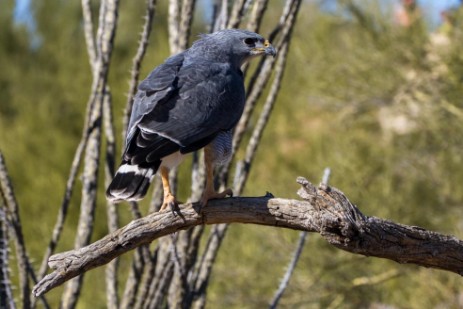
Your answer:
1;0;463;307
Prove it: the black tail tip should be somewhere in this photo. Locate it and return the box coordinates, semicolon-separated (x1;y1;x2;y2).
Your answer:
106;164;154;202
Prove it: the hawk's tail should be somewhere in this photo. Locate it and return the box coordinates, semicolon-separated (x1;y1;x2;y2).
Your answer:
106;162;160;203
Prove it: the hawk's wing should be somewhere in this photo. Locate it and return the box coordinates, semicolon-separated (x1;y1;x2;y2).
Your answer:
124;55;245;167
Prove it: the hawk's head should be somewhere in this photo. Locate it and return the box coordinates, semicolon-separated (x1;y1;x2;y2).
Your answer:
190;29;276;67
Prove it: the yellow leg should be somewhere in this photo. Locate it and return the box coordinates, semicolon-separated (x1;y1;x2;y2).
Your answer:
200;145;233;206
159;166;177;211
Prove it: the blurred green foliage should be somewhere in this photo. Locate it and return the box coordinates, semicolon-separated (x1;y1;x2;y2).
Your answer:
1;0;463;308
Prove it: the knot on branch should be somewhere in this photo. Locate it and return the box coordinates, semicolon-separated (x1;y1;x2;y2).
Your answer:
297;177;367;247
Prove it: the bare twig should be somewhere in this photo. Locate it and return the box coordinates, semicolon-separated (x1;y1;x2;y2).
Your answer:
167;232;191;308
227;0;247;28
0;205;15;309
132;247;157;309
269;167;330;308
120;246;150;309
168;0;180;53
81;0;98;71
0;152;31;308
234;39;289;194
123;0;157;139
103;90;120;309
61;0;120;307
194;3;302;301
178;0;197;51
189;223;228;309
232;0;300;160
36;130;89;284
36;0;109;288
146;256;174;308
269;231;307;309
32;177;463;297
247;0;269;33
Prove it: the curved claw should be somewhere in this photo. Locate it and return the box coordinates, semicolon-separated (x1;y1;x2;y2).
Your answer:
200;188;233;207
160;194;178;212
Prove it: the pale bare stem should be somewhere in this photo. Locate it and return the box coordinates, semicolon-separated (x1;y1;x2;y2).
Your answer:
321;167;331;187
178;0;197;51
34;100;91;309
120;246;150;309
0;152;31;308
167;232;191;308
133;248;157;309
120;207;153;309
103;90;118;232
190;223;228;309
269;167;330;308
196;3;292;304
211;0;220;32
147;259;174;308
81;0;97;72
36;0;105;292
0;205;15;309
232;0;301;159
60;0;120;307
156;1;185;295
269;231;307;309
122;0;157;138
36;0;123;277
246;0;268;33
36;85;98;288
208;0;220;33
222;0;229;29
232;56;273;154
105;260;119;309
168;0;181;53
234;40;289;194
268;0;295;41
227;0;247;28
230;0;300;196
102;90;120;309
120;199;154;308
60;89;104;309
145;241;173;307
194;4;301;303
121;202;152;308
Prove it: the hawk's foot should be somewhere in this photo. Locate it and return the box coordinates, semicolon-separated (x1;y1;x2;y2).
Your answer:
200;188;233;207
160;194;178;212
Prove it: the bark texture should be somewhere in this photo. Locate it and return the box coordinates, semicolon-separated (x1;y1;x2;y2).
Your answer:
32;177;463;297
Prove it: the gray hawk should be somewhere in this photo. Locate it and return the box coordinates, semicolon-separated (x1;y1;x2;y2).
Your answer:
106;29;276;210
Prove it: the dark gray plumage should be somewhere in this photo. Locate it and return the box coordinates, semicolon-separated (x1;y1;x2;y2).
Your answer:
107;29;276;208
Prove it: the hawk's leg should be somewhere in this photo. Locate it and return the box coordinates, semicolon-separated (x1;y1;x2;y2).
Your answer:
159;166;178;211
200;144;233;206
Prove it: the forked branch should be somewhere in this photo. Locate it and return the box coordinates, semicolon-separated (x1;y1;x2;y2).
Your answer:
32;177;463;297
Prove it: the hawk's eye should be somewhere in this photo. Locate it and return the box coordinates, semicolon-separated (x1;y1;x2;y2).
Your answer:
244;38;256;46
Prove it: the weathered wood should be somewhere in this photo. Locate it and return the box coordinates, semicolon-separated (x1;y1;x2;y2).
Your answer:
32;178;463;297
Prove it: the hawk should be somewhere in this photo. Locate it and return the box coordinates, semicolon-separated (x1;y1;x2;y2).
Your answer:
106;29;276;210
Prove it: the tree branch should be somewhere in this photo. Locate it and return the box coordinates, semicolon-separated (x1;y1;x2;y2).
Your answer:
32;177;463;297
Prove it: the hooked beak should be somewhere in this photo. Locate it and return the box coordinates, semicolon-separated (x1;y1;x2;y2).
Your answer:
251;39;277;58
263;40;277;57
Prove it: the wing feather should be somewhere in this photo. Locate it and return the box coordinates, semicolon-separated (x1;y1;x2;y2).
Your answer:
124;54;245;167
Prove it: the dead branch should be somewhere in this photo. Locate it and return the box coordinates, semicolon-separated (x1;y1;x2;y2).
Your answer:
0;203;15;309
33;177;463;297
0;152;32;308
60;0;120;307
270;167;331;308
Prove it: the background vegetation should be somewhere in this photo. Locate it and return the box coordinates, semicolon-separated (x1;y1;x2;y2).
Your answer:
1;0;463;307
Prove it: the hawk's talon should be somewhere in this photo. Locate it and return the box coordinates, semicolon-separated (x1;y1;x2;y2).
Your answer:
200;188;233;206
160;194;178;212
